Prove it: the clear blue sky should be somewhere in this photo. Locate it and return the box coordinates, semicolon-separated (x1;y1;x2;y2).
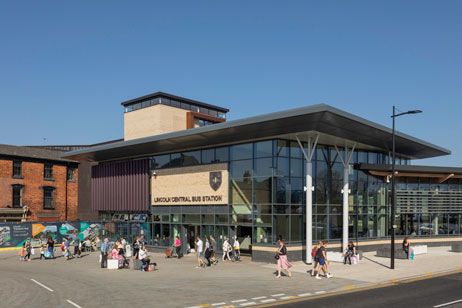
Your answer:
0;1;460;166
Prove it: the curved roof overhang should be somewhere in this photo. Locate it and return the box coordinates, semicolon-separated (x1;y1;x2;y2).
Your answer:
61;104;451;162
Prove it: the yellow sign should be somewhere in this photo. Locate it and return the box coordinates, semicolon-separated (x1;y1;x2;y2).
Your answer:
151;163;229;205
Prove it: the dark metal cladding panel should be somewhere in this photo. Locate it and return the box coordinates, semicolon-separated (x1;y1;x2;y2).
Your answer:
91;159;149;212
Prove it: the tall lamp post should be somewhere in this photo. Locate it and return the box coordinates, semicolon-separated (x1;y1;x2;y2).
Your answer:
391;106;422;269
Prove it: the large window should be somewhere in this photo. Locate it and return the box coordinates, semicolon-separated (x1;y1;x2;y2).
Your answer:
13;161;22;178
43;187;55;209
44;164;53;180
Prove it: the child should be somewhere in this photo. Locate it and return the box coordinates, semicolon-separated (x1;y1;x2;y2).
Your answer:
19;247;25;261
40;245;45;260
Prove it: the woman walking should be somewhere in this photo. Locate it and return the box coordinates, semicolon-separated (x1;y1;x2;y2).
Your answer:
276;239;292;278
222;237;231;261
46;236;55;259
24;239;32;262
403;237;413;260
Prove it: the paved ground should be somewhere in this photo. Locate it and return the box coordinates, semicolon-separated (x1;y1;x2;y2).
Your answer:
0;246;461;308
275;272;462;308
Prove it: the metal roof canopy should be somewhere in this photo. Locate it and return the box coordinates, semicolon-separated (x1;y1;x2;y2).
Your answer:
61;104;451;162
360;164;462;175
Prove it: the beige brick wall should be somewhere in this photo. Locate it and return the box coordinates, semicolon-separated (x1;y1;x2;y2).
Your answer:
124;104;188;140
152;163;229;205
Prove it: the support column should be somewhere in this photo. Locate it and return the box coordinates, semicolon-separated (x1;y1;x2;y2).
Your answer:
342;164;349;251
306;160;313;264
296;134;318;264
335;144;356;252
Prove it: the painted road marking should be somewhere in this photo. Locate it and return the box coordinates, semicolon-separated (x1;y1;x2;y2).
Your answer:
391;278;398;282
252;297;266;300
425;272;433;275
297;293;312;297
434;299;462;308
271;293;285;297
260;299;276;303
347;285;355;290
66;300;83;308
212;303;226;306
314;291;326;294
198;305;211;307
30;279;54;292
239;302;256;307
280;296;300;300
231;300;247;303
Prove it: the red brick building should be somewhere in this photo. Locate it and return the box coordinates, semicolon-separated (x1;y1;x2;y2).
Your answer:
0;144;79;222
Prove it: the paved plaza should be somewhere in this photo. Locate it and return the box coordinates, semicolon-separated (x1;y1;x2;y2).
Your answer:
1;246;461;308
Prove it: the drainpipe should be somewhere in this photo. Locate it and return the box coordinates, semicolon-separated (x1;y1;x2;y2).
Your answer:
65;163;68;221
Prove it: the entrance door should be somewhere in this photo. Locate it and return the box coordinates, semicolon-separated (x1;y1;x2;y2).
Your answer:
186;225;201;252
237;226;252;255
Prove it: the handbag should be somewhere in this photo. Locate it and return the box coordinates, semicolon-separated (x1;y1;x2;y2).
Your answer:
274;253;280;260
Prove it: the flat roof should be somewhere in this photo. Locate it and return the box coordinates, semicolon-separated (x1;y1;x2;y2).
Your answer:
62;104;451;162
120;91;229;113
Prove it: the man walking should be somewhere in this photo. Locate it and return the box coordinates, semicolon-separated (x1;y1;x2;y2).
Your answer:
101;238;109;268
315;240;333;279
195;235;204;268
72;233;81;258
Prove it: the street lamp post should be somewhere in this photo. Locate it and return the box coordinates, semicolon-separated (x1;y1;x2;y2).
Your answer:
390;106;422;270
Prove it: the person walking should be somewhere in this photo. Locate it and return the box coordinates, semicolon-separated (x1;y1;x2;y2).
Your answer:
343;241;356;265
311;241;323;276
233;237;241;262
403;237;413;260
101;238;109;268
210;236;218;265
222;237;231;261
195;235;205;268
204;237;212;266
275;239;292;278
315;240;333;279
24;240;32;262
174;235;182;258
63;237;71;260
46;236;55;259
72;233;81;258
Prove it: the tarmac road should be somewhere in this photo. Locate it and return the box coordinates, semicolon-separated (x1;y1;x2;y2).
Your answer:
270;272;462;308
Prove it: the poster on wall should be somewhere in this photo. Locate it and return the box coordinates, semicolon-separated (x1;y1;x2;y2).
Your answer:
32;223;58;246
79;222;102;241
0;223;32;248
0;226;11;247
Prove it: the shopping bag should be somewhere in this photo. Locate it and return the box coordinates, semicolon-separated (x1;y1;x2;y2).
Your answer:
99;254;102;263
351;256;358;265
31;248;35;255
410;252;414;260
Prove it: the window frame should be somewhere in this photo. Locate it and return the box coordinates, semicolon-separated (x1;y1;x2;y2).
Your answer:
67;167;75;182
12;160;23;178
12;185;23;208
44;164;54;180
43;187;55;209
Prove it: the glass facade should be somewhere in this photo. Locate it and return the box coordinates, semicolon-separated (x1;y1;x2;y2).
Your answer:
141;138;462;249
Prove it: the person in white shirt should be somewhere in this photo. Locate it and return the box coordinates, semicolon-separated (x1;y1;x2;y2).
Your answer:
233;238;240;261
222;237;231;261
195;236;204;268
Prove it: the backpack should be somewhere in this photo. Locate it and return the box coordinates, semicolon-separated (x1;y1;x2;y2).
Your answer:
315;247;324;259
311;246;317;257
